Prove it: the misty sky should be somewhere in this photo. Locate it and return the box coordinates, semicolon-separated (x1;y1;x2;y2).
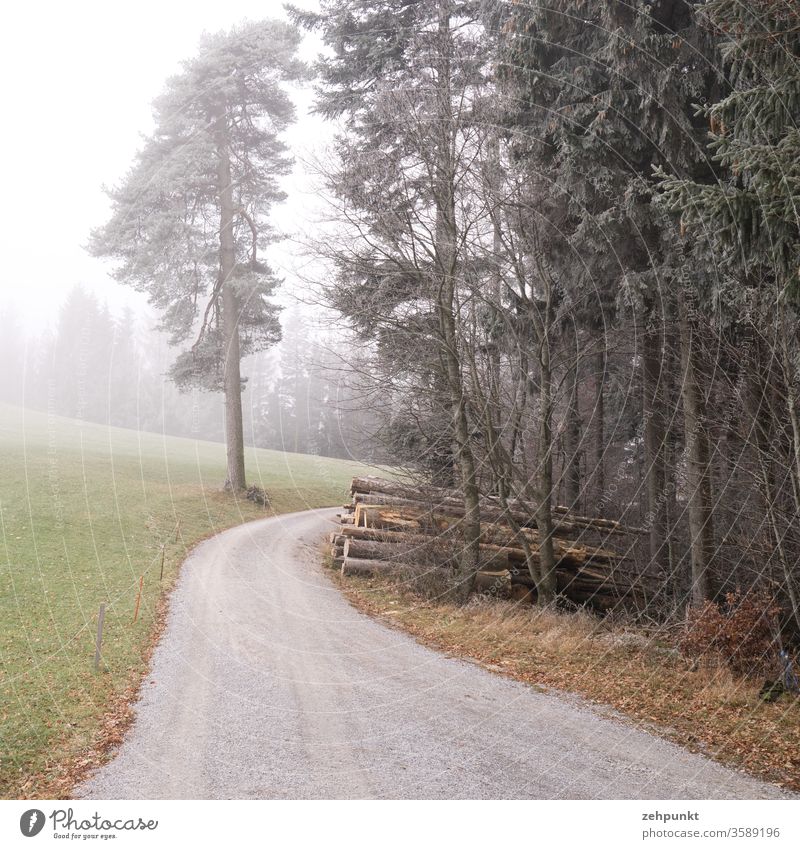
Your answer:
0;0;327;334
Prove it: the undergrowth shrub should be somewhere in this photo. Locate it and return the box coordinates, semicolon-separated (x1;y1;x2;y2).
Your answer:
679;591;781;677
395;529;464;601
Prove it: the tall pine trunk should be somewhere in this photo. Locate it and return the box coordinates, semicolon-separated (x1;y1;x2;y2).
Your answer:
678;290;716;605
594;345;606;511
563;335;581;509
216;114;247;492
642;323;668;574
746;339;800;630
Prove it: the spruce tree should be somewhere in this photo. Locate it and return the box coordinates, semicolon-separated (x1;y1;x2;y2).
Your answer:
659;0;800;615
660;0;799;292
493;0;722;603
291;0;489;597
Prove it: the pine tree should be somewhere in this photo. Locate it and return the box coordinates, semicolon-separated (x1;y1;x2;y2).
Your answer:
89;20;304;490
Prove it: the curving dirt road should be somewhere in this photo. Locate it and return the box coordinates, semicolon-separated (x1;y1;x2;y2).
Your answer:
77;508;789;800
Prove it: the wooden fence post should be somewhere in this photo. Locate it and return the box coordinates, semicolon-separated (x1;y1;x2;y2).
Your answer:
133;576;144;623
94;603;106;670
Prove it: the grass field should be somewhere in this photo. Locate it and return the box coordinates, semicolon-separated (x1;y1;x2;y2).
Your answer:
0;403;368;798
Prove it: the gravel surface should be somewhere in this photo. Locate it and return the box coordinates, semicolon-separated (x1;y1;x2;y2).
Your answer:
77;508;790;799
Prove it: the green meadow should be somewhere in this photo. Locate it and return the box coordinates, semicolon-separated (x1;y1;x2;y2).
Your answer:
0;403;367;797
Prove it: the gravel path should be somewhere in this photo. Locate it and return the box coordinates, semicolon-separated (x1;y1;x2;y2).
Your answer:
77;508;790;800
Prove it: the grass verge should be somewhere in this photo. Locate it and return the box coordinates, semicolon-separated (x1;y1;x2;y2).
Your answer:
332;569;800;792
0;403;368;798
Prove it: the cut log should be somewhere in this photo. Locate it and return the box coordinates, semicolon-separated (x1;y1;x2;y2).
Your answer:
339;476;656;609
351;476;442;499
343;538;416;561
349;504;633;567
508;570;537;588
341;557;403;578
339;525;435;545
350;476;647;535
339;530;653;599
480;549;511;570
473;570;511;594
510;584;536;604
339;522;654;597
353;492;461;509
354;503;425;531
353;491;637;539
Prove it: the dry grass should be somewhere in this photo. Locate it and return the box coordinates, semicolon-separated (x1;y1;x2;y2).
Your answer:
693;661;763;708
333;570;800;792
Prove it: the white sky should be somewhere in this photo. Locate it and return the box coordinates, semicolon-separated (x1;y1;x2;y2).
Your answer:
0;0;329;334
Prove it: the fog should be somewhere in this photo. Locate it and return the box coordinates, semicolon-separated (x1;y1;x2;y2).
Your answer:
0;1;375;459
0;0;328;333
0;285;387;462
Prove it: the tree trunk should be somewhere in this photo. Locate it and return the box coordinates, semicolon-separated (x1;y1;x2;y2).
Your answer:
779;302;800;520
747;352;800;632
434;0;479;599
430;368;456;488
563;338;581;509
662;316;680;595
642;323;668;575
678;290;716;605
216;116;247;492
594;345;605;511
771;312;800;630
437;258;481;599
534;324;558;604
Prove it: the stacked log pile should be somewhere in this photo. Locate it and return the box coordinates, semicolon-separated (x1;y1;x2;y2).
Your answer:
330;476;658;611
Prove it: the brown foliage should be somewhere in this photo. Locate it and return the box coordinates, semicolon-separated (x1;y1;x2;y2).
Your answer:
679;591;782;677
